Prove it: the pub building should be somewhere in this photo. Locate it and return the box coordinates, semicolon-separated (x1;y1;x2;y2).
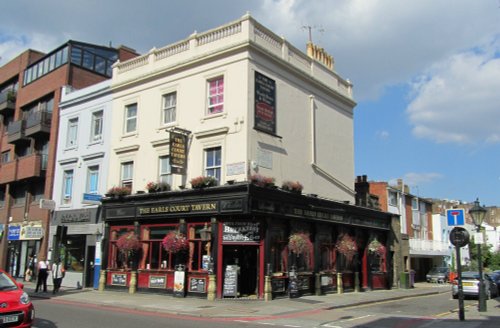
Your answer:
100;182;395;299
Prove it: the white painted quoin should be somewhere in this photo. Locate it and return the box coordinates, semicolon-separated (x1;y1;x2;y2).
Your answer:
108;14;356;202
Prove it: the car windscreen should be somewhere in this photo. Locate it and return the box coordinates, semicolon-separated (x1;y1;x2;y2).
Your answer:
0;272;18;291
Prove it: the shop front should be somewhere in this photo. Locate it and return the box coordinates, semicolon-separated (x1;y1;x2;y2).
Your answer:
51;208;103;288
101;183;394;299
6;222;43;279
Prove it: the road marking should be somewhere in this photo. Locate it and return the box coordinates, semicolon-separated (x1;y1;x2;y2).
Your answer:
339;314;373;322
258;323;276;326
234;320;251;323
283;325;302;327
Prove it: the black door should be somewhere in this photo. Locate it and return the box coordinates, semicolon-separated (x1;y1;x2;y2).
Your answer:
85;246;95;288
223;245;258;297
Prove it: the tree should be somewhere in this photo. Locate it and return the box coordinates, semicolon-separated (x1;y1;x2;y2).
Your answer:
466;236;493;271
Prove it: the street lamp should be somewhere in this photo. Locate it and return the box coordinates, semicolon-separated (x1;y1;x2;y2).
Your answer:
469;198;487;312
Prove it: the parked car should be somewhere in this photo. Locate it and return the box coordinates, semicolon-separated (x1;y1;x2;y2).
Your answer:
0;269;35;327
451;271;499;299
488;271;500;294
426;267;450;283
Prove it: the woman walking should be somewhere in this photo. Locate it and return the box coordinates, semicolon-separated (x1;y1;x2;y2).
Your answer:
35;257;49;293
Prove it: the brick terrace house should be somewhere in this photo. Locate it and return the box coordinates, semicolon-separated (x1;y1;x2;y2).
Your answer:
0;41;138;278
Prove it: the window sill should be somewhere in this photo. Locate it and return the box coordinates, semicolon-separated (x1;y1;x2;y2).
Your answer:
200;112;227;122
120;132;138;140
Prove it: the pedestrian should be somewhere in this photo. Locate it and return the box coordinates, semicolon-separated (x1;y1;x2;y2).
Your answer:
35;257;49;293
24;255;35;282
52;258;65;294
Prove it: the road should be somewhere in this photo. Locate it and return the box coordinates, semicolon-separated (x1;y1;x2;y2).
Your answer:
31;292;498;328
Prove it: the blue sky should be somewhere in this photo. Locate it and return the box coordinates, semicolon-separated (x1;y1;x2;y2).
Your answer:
1;0;499;205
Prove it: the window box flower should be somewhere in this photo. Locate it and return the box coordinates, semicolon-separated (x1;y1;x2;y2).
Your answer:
281;180;303;194
162;231;189;253
106;186;131;197
250;174;275;188
190;176;217;189
145;181;171;193
288;232;313;255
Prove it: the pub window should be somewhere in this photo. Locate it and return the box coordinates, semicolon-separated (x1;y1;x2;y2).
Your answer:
187;224;211;272
109;226;136;269
320;243;337;272
138;224;178;270
270;229;287;273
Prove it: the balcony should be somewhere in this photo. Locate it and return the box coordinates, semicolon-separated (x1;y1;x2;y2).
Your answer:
0;90;16;115
409;238;451;256
7;120;29;145
25;111;52;137
0;154;47;185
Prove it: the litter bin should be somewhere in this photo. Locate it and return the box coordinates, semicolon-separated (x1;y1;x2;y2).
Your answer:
400;271;410;289
409;270;415;288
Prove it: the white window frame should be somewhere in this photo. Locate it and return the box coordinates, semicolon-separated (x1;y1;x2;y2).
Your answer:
204;147;221;184
66;117;79;148
86;165;99;194
388;191;398;207
159;156;172;186
121;161;133;189
124;103;137;134
207;76;224;115
62;169;74;204
162;92;176;125
90;110;103;142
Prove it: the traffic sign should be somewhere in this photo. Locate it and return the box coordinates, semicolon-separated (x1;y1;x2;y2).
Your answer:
450;227;470;247
446;208;465;226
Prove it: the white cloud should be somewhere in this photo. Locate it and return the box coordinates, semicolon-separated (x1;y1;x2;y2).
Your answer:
390;172;443;189
375;130;390;140
407;38;500;145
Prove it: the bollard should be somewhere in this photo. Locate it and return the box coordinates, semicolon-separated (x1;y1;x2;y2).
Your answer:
207;274;216;301
264;275;272;301
337;272;343;294
354;272;360;292
129;271;137;294
98;269;106;292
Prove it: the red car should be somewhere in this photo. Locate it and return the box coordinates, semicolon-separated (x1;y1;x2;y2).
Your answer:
0;269;35;327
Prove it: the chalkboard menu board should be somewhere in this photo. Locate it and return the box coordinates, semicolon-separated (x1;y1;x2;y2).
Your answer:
222;222;260;243
189;277;207;293
223;265;238;297
111;273;127;286
271;278;286;293
298;276;311;290
149;275;167;289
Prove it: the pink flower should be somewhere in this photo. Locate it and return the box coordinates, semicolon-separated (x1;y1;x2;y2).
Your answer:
162;232;189;253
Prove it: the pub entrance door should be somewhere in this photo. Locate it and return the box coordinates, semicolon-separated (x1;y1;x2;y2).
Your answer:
223;245;258;297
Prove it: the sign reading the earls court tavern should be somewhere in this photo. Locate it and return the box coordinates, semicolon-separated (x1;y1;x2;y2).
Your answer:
138;202;218;216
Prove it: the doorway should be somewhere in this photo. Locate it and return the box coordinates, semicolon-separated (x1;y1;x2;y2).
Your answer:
85;246;95;288
223;245;259;297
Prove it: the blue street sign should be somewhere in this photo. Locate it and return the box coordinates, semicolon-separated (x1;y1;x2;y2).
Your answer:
446;209;465;226
7;225;21;240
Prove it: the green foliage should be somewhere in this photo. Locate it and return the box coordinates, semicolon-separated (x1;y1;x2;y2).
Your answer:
467;235;494;270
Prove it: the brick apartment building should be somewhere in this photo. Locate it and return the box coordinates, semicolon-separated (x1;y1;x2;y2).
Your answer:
0;41;137;278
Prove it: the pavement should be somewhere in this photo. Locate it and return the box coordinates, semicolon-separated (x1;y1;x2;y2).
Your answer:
18;280;500;327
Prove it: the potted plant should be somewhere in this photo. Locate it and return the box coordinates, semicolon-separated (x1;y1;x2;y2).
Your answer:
162;231;189;253
190;176;217;189
368;238;386;257
288;232;313;255
106;186;132;197
250;174;276;188
336;234;358;263
281;180;303;194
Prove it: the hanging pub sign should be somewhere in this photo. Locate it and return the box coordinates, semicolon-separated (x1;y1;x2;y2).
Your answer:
254;71;276;135
222;222;260;243
169;131;187;174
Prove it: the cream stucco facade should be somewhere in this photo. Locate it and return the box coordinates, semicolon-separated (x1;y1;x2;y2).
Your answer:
107;14;356;203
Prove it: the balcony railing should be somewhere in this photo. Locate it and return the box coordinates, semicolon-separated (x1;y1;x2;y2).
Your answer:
409;238;451;256
0;154;46;184
25;111;52;137
7;120;28;144
0;90;16;114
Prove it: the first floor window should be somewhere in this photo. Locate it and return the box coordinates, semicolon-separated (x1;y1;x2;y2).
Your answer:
121;162;133;189
66;118;78;148
1;151;10;163
204;147;221;184
159;156;172;186
87;165;99;194
91;110;103;142
62;169;74;204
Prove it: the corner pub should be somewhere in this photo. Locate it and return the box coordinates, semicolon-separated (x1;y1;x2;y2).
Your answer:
100;182;395;299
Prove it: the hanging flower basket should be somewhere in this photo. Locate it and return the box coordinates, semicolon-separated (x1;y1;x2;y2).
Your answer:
281;180;303;194
250;174;275;188
288;232;313;255
368;238;386;256
162;231;189;253
190;176;217;189
336;234;358;262
116;232;141;255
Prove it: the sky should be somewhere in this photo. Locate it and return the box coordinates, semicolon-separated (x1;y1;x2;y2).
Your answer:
1;0;499;205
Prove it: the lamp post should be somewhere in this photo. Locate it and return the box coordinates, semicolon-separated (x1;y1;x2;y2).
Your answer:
469;198;487;312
